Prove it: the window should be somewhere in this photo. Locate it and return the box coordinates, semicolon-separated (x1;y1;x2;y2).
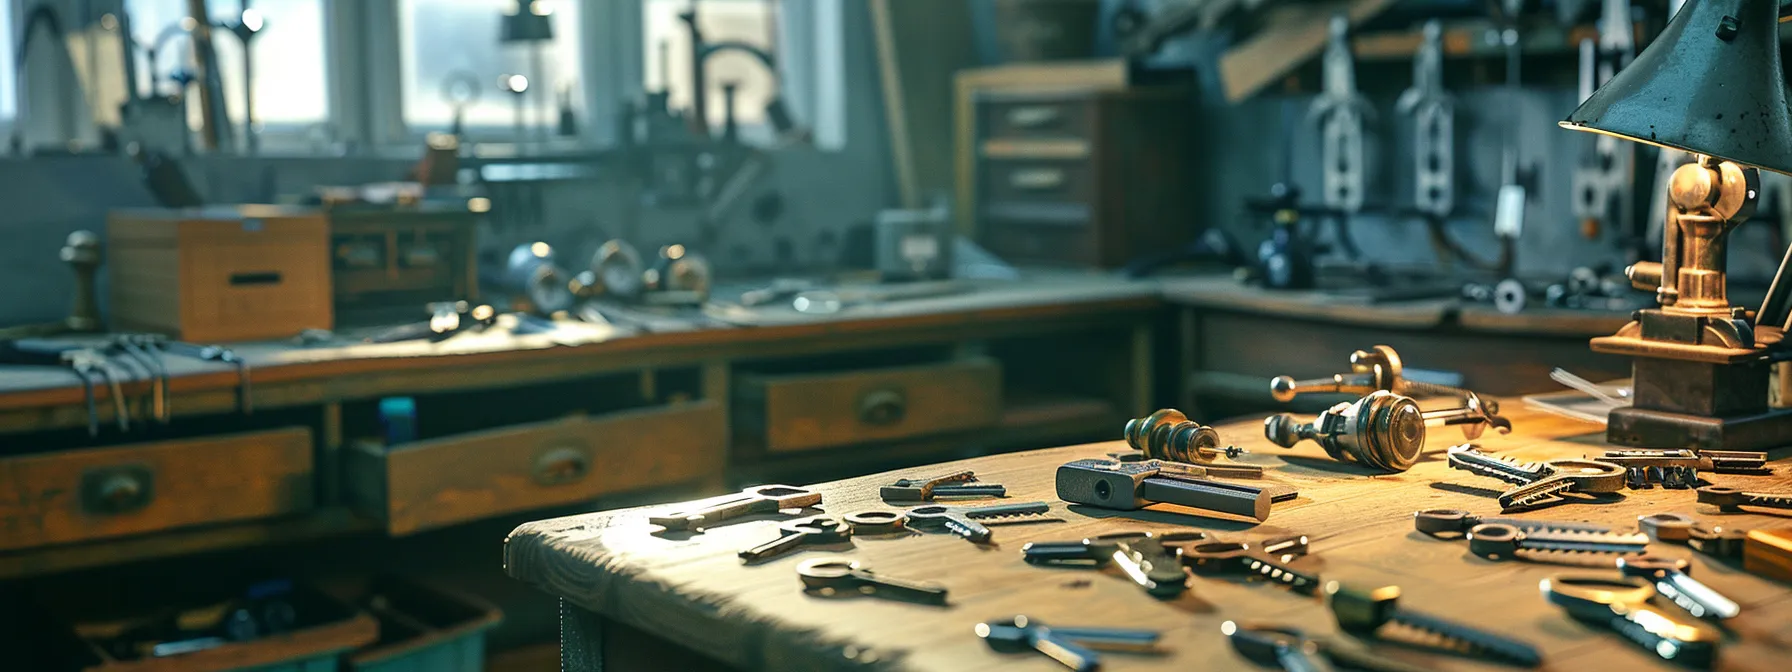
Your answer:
643;0;778;135
0;4;14;120
399;0;582;131
125;0;329;130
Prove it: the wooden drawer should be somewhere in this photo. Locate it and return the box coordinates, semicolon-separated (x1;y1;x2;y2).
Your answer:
981;96;1093;141
736;358;1003;454
0;428;315;552
344;401;724;536
982;159;1094;205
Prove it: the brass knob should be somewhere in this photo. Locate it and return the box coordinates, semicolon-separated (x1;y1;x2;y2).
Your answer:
1124;409;1237;463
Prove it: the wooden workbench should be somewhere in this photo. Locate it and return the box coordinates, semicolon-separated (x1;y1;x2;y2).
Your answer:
505;402;1792;671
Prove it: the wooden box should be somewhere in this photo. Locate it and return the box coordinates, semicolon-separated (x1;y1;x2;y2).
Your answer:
344;401;725;536
345;577;503;672
109;206;333;343
734;357;1003;454
955;65;1195;268
326;205;479;323
0;427;315;552
59;581;377;672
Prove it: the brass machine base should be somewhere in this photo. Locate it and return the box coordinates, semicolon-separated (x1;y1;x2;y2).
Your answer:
1592;310;1792;451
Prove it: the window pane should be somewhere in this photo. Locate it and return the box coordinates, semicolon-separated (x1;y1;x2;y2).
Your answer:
124;0;328;127
400;0;582;130
0;5;13;119
643;0;777;130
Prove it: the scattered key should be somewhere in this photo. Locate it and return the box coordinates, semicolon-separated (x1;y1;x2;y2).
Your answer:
879;470;1008;502
842;510;908;535
797;557;949;605
648;484;821;531
975;615;1161;671
1696;485;1792;512
1541;575;1718;668
1223;621;1436;672
1414;509;1613;537
1056;458;1296;522
1023;531;1205;598
1446;445;1626;510
1465;523;1649;564
1326;581;1543;667
905;501;1051;543
738;515;850;562
1617;556;1739;621
1179;540;1323;595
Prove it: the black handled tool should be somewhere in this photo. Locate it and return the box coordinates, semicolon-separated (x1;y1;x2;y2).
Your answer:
1055;458;1296;522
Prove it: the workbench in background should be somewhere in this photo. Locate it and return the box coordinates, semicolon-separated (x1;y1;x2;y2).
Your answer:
507;403;1792;671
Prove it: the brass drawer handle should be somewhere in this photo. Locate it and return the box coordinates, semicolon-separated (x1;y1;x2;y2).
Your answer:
1009;168;1067;191
533;445;591;486
1006;106;1062;128
858;388;908;426
81;464;155;515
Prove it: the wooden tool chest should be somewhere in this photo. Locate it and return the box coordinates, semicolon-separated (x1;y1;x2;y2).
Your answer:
957;64;1196;268
326;204;480;324
108;206;333;343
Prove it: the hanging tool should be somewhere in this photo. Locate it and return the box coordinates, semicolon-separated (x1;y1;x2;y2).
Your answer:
162;341;250;414
63;348;129;435
1397;20;1454;220
1306;15;1374;216
1570;0;1637;247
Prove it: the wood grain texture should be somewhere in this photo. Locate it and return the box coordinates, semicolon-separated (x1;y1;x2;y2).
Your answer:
108;210;334;342
1217;0;1401;102
738;358;1001;454
346;401;726;536
0;427;314;551
507;403;1792;671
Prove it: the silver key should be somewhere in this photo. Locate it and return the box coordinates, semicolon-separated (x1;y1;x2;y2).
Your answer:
1466;522;1648;563
1447;445;1626;509
1618;555;1739;621
797;558;949;605
1415;509;1614;537
738;516;850;561
976;615;1160;671
907;501;1050;543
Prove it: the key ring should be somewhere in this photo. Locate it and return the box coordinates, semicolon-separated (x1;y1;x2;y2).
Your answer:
843;510;907;535
1539;575;1655;614
796;558;862;589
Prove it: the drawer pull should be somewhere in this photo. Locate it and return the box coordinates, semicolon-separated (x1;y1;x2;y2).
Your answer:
81;465;155;515
229;271;283;286
1007;106;1062;128
533;446;591;486
1009;168;1067;191
858;388;908;426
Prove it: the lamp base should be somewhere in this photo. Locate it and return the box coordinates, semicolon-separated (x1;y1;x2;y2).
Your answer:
1606;405;1792;452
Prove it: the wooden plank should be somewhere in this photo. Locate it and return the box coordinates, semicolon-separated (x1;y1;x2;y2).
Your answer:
1218;0;1401;102
506;402;1792;671
354;401;727;536
0;427;314;551
870;0;979;208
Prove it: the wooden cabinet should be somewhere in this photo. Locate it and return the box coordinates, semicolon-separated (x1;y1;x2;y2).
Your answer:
956;65;1196;269
734;358;1003;454
344;401;725;536
109;206;334;343
327;205;480;323
0;427;315;552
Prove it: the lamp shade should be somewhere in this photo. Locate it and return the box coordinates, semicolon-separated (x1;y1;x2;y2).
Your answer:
1560;0;1792;175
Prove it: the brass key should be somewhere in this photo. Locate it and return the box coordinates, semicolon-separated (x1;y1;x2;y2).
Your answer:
649;484;822;531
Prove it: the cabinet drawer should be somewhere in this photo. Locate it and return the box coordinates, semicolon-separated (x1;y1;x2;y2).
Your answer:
345;401;724;536
737;358;1003;454
982;159;1094;205
0;428;314;552
981;96;1093;141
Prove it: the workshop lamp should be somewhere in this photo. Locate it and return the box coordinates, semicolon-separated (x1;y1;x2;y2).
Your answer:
1558;0;1792;449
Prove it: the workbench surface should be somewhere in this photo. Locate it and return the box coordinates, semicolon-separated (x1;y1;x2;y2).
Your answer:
505;404;1792;671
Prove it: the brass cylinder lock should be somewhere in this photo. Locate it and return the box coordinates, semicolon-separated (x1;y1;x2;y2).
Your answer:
1264;391;1511;472
858;388;907;426
1269;345;1486;407
1122;409;1239;463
